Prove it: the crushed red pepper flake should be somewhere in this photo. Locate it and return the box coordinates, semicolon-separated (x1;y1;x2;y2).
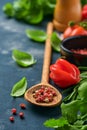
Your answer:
71;48;87;55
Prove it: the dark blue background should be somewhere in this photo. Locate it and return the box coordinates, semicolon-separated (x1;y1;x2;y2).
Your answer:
0;0;62;130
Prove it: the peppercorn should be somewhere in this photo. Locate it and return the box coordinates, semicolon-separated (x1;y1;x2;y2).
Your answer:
11;108;17;115
19;112;24;119
9;116;14;122
19;103;26;109
33;86;57;103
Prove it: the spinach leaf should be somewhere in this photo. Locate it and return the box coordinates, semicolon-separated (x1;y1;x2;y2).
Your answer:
12;49;36;67
26;29;47;42
11;77;27;97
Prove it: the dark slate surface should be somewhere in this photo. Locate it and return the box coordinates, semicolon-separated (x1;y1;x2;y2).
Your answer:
0;0;62;130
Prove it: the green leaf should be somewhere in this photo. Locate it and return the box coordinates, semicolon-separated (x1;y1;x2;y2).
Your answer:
44;117;69;128
51;32;61;52
12;49;36;67
42;0;56;15
61;100;79;124
3;0;56;24
74;120;84;128
79;100;87;116
24;0;43;24
81;125;87;130
81;113;87;121
13;0;29;20
80;72;87;79
79;22;87;30
78;80;87;100
26;29;47;42
24;8;43;24
11;77;27;97
44;117;81;130
3;3;14;17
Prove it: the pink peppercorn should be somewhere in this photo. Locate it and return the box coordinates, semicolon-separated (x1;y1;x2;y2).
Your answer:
9;116;14;122
11;108;17;115
19;103;26;109
33;86;57;103
19;112;24;119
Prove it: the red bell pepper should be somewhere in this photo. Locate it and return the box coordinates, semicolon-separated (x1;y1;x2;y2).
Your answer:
50;59;80;89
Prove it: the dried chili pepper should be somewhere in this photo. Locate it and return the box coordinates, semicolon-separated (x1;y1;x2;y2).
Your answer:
50;58;80;89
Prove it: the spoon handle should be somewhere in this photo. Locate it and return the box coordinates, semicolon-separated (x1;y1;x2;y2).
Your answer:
41;22;53;83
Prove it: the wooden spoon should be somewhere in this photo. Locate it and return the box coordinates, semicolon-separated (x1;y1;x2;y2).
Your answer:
24;22;62;107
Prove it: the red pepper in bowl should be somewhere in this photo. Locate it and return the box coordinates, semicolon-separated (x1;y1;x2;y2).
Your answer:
50;59;80;89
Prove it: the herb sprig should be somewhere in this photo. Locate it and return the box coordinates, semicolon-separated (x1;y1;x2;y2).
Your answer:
3;0;56;24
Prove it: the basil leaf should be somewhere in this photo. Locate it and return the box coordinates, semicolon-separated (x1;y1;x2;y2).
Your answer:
11;77;27;97
3;0;56;24
51;32;61;52
13;0;29;20
12;49;36;67
42;0;55;15
24;9;43;24
24;0;43;24
26;29;47;42
3;3;14;17
13;0;43;23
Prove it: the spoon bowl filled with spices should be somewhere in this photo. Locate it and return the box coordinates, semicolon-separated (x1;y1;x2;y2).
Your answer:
60;35;87;66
